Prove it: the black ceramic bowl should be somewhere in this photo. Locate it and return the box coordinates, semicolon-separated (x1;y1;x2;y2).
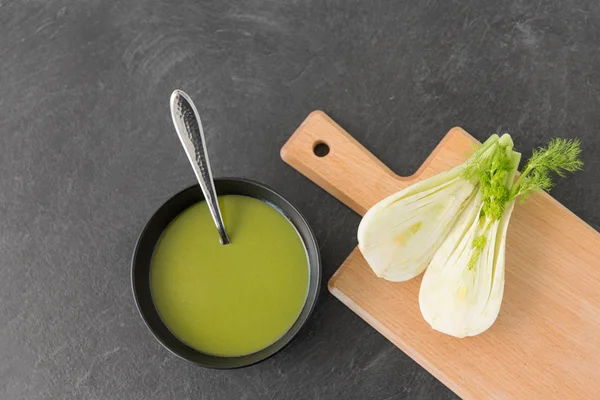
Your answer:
131;178;320;368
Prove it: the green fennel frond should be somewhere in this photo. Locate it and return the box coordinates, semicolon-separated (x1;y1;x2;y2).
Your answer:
528;138;584;177
510;138;583;200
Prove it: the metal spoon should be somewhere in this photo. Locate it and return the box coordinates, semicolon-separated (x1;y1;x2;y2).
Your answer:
169;89;231;245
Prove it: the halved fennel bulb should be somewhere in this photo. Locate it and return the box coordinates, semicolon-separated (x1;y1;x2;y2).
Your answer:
357;168;476;281
357;134;501;282
418;141;521;337
419;196;515;337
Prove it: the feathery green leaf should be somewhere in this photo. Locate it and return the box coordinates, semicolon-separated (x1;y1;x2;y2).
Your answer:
511;138;583;200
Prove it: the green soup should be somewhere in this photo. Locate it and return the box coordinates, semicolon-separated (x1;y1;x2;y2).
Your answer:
150;195;309;357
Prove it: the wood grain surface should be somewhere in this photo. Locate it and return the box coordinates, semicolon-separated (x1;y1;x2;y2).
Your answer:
281;111;600;400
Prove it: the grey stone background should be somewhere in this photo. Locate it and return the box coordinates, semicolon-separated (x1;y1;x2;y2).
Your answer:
1;1;599;399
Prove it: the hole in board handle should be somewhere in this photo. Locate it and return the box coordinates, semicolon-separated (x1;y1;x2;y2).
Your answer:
313;142;330;157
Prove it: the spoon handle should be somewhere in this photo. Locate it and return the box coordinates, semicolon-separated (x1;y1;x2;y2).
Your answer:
170;90;231;245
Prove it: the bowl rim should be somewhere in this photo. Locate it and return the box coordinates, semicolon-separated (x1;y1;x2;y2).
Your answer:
131;177;321;369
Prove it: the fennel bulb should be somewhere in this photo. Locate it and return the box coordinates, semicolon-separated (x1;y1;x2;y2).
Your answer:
357;134;501;282
419;136;521;337
419;198;515;337
419;136;582;337
357;167;477;281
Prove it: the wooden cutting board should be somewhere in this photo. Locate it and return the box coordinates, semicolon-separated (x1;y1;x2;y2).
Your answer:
281;111;600;400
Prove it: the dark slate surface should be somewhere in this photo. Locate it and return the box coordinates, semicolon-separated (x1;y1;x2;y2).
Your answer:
1;1;599;399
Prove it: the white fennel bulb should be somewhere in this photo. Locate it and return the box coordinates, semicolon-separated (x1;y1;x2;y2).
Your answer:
419;135;520;337
417;135;584;337
419;196;516;337
358;169;476;281
357;134;501;282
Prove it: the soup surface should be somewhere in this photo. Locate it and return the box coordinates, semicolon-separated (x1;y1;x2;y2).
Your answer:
150;195;309;357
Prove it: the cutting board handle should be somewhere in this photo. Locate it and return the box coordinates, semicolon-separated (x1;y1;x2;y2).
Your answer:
281;111;409;215
281;111;475;215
